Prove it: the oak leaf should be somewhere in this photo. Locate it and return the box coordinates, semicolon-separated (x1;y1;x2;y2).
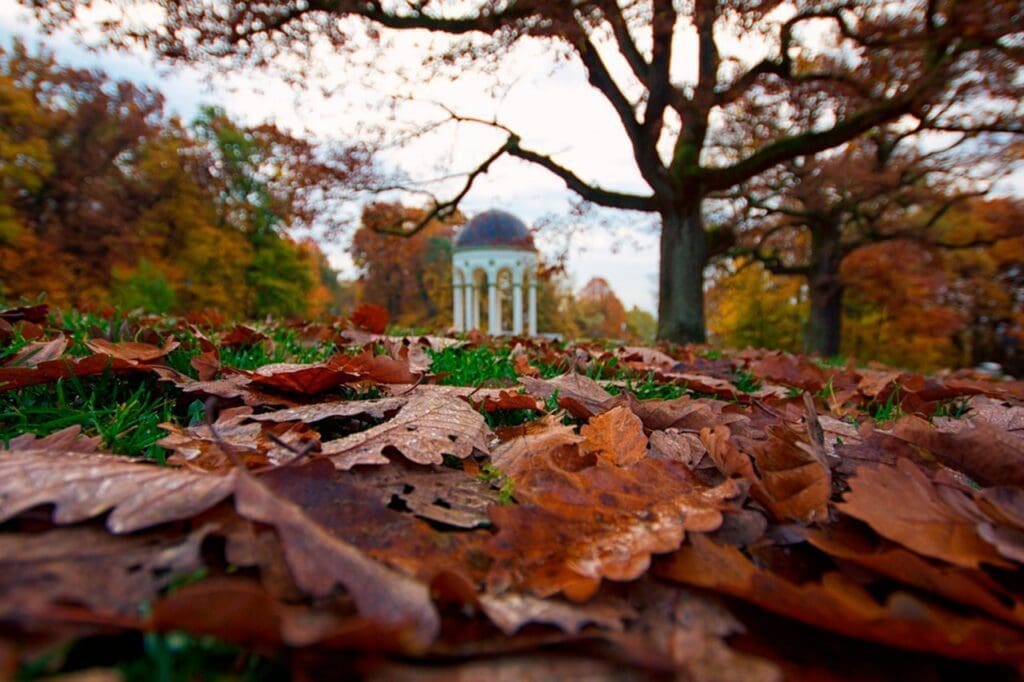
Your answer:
321;391;491;468
580;405;647;466
488;421;743;601
478;592;636;636
0;449;237;533
837;458;1009;568
84;336;179;363
232;467;440;651
658;534;1024;663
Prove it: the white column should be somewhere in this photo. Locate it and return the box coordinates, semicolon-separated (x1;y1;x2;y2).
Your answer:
473;286;481;329
465;283;475;330
512;274;523;336
488;272;499;335
528;277;538;337
452;280;463;332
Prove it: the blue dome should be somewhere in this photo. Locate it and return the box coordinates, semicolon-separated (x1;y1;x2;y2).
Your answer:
454;210;536;250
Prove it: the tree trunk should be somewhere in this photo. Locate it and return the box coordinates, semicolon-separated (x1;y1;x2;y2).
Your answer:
657;204;708;343
805;224;844;356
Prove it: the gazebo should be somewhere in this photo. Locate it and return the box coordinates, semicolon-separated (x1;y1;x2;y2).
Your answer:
452;210;538;335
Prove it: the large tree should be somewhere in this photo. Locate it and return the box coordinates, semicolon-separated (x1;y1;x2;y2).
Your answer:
724;122;1019;356
26;1;1024;341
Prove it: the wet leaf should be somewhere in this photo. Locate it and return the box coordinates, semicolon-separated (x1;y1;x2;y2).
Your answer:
837;458;1010;568
0;450;236;533
321;391;491;468
232;461;440;650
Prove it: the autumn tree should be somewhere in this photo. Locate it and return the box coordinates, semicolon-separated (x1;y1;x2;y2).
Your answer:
24;0;1024;342
575;277;628;340
706;258;806;352
722;110;1020;356
0;42;362;318
350;202;461;329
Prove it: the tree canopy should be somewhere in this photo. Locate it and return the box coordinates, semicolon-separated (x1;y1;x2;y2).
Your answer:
22;0;1024;342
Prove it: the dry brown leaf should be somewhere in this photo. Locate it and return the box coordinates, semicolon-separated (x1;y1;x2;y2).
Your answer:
478;390;543;413
354;465;498;529
623;393;725;432
321;391;491;468
3;335;68;368
478;592;637;636
232;464;440;651
84;336;179;363
246;362;360;395
892;416;1024;487
838;458;1010;568
220;325;268;348
329;350;421;385
520;373;618;418
0;525;210;618
701;424;830;523
5;425;102;453
580;406;648;466
602;579;781;682
0;450;236;533
745;352;828;391
151;366;301;408
648;430;706;467
249;397;408;424
0;354;140;392
488;420;743;601
658;533;1024;663
806;522;1024;627
158;407;321;471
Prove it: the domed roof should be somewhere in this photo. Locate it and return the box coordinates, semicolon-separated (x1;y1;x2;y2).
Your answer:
454;210;536;250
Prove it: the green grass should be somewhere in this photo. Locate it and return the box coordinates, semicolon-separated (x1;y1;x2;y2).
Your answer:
731;368;761;393
478;463;516;505
0;372;180;461
868;387;902;424
606;371;688;401
429;345;519;386
933;396;971;419
218;329;336;370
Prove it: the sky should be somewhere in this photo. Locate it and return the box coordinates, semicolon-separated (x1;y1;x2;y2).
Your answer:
0;1;664;313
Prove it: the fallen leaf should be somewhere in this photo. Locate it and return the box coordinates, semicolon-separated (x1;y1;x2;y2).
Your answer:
5;425;102;453
249;397;408;424
479;390;543;413
232;461;439;650
806;521;1024;626
658;533;1024;663
245;362;361;395
84;336;179;363
837;458;1009;568
354;465;499;529
488;420;743;601
321;391;491;468
220;325;268;347
893;416;1024;487
580;406;647;466
351;303;389;334
648;430;706;468
0;450;236;533
520;374;618;419
478;592;636;636
0;525;210;619
3;335;68;368
701;423;830;523
0;354;139;392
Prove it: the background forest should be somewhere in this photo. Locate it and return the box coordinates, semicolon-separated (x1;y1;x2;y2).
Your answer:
1;41;1021;374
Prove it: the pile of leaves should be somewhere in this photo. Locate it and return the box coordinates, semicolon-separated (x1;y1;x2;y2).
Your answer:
2;303;1024;680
